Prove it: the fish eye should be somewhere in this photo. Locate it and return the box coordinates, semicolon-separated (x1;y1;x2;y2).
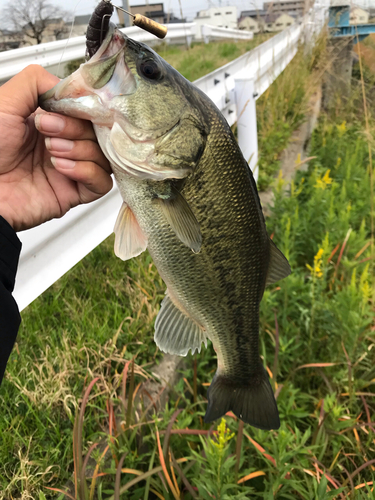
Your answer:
138;59;162;81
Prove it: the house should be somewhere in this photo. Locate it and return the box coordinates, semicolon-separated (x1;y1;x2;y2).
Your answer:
67;14;91;37
194;6;238;40
0;17;69;50
129;3;165;23
0;29;24;51
239;9;267;32
116;3;184;26
238;16;261;33
164;12;186;23
350;6;369;24
23;18;69;45
272;13;295;30
264;13;295;32
117;3;165;26
239;7;294;32
240;9;267;20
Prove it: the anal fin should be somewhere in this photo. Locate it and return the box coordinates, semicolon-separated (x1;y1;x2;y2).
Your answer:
266;239;291;286
154;292;208;356
114;202;148;261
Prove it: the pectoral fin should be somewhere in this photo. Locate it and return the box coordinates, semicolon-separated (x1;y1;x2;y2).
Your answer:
156;186;202;253
114;202;148;261
154;292;208;356
266;239;291;285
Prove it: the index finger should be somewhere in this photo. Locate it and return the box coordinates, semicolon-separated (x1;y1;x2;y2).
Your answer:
0;65;59;118
35;111;97;141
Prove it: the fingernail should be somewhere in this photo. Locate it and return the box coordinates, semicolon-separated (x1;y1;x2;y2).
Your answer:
50;157;76;169
45;138;74;152
35;114;65;133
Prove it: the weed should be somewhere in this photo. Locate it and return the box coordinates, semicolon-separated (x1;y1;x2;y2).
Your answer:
256;37;326;191
2;30;375;500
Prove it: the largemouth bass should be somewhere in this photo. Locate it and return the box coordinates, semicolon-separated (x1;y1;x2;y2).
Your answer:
39;15;290;430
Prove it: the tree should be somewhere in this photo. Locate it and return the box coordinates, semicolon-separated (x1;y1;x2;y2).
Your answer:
4;0;70;45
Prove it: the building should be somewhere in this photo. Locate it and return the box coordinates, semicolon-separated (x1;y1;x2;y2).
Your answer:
350;6;369;24
0;17;69;50
240;9;267;19
263;0;308;18
129;3;165;23
0;29;24;51
67;14;91;37
194;6;238;40
239;9;270;32
23;18;69;45
238;16;262;33
116;3;184;26
256;12;295;31
271;13;295;30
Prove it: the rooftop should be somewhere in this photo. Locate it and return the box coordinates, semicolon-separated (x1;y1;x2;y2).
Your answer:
240;9;267;17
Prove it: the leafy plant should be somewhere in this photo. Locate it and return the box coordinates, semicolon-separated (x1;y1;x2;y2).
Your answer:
2;30;375;500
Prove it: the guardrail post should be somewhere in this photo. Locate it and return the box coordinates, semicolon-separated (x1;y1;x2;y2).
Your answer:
201;25;210;44
234;77;259;183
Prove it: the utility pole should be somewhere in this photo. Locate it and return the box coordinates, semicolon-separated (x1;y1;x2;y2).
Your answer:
122;0;131;26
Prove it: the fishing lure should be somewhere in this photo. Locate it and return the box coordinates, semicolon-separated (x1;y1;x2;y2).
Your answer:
86;0;167;59
86;0;114;59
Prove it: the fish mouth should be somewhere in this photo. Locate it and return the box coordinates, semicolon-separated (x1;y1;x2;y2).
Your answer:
39;24;136;126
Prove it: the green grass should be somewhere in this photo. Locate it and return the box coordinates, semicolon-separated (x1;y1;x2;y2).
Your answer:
3;110;372;500
65;35;272;82
154;36;272;82
2;36;375;499
255;34;327;191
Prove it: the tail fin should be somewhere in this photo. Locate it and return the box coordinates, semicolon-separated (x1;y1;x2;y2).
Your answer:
204;367;280;430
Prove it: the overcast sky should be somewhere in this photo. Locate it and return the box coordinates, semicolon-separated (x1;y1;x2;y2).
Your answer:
0;0;373;26
0;0;264;24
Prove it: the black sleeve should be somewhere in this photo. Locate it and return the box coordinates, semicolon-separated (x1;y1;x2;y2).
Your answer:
0;216;22;387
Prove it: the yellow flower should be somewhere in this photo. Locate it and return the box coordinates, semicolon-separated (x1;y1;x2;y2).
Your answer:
306;248;324;278
276;169;285;193
360;264;371;306
315;169;333;190
211;418;235;451
295;153;301;167
337;121;346;136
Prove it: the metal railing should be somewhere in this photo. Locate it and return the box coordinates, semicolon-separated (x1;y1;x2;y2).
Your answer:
201;25;254;43
12;4;329;311
0;23;197;81
0;22;260;81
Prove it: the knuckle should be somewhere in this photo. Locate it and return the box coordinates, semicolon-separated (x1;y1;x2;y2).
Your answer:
23;64;41;75
76;139;99;159
76;119;94;139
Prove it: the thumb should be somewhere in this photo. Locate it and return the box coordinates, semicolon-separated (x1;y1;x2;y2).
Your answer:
0;65;60;118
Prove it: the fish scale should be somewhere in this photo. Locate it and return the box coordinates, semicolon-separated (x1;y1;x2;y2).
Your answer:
39;19;291;429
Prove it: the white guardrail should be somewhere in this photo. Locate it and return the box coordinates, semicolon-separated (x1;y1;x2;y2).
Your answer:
0;23;197;81
12;4;329;311
201;25;254;43
0;22;255;81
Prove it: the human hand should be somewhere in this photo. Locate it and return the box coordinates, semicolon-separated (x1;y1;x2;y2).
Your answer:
0;64;113;232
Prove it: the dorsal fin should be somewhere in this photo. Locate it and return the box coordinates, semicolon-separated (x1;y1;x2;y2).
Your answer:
114;202;148;261
266;239;291;286
154;291;208;356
